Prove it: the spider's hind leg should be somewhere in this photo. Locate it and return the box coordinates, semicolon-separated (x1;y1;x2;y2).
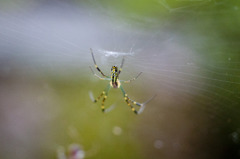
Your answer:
91;84;111;112
124;96;138;114
120;86;141;114
120;86;156;114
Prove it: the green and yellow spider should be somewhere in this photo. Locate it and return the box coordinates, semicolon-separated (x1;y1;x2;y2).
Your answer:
89;48;155;114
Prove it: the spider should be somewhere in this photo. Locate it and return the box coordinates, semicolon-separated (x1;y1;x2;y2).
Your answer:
89;48;155;114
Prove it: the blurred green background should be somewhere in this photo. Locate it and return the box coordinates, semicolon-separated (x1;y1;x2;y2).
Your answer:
0;0;240;159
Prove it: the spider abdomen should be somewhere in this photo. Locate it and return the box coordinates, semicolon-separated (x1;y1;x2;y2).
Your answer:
110;80;121;88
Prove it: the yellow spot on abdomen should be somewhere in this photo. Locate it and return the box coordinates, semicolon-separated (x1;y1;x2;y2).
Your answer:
117;80;121;88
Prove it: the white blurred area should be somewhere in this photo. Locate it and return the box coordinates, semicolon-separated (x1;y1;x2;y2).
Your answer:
0;1;97;71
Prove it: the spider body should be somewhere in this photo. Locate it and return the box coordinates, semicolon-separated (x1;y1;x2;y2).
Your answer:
89;48;155;114
110;66;120;88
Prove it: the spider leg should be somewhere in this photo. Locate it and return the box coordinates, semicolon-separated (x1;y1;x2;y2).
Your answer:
92;84;111;112
89;66;111;80
116;56;125;80
120;85;140;114
118;56;125;75
123;72;142;84
127;94;156;106
101;84;111;112
129;94;157;114
120;86;156;114
90;48;108;77
125;98;138;114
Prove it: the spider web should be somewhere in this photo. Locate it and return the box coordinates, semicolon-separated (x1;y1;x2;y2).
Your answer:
0;0;240;159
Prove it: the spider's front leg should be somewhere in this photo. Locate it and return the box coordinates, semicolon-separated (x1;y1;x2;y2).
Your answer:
117;56;125;76
89;66;111;80
90;48;108;77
